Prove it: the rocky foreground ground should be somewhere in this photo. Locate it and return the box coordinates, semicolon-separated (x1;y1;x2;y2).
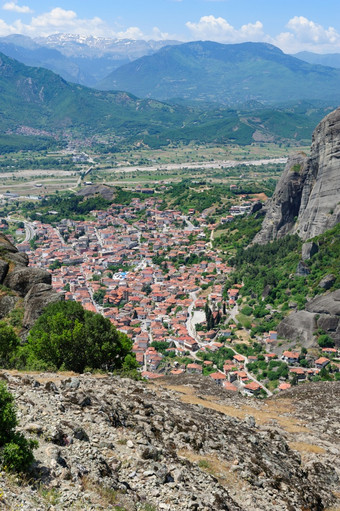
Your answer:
0;371;339;511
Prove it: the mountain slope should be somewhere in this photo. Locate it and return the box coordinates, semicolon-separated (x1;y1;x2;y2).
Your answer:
0;51;333;148
0;51;190;137
0;34;180;86
294;51;340;69
0;36;90;85
98;41;340;106
1;370;339;510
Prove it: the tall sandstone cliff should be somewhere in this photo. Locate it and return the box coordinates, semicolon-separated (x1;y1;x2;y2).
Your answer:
254;107;340;244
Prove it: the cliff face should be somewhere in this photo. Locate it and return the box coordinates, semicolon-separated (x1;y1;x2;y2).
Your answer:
277;289;340;346
254;107;340;244
0;234;63;333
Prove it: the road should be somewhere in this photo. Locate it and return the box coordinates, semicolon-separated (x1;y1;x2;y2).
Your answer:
183;216;196;231
227;345;273;397
185;289;272;395
5;216;35;243
23;221;35;242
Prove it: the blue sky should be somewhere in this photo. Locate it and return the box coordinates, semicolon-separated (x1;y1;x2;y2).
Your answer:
1;0;340;53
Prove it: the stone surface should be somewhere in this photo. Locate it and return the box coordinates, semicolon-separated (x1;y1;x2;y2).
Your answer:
254;107;340;243
0;234;62;336
318;274;336;290
0;294;18;319
0;234;18;253
77;184;115;201
0;259;9;283
301;241;318;261
0;372;339;511
278;289;340;345
253;153;308;244
23;282;64;329
296;261;310;276
4;267;51;297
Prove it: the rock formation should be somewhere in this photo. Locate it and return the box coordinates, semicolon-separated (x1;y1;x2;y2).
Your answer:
0;371;339;510
77;184;116;201
0;234;63;332
277;289;340;346
254;107;340;244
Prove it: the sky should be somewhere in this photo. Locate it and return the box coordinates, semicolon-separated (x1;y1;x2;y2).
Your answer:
1;0;340;53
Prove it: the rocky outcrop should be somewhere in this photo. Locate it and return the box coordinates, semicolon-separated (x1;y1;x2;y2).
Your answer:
319;274;336;290
278;289;340;345
301;241;318;261
253;153;309;244
254;107;340;244
4;267;52;297
0;371;338;511
77;184;116;201
23;283;63;329
0;234;63;333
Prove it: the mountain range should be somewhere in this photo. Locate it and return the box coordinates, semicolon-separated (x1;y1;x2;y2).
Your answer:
1;35;340;104
98;41;340;106
0;34;179;86
293;51;340;69
0;41;339;150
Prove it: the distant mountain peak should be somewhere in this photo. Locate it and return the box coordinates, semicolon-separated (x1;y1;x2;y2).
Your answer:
98;40;340;106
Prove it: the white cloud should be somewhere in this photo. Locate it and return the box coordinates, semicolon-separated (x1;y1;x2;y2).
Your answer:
0;7;114;37
273;16;340;53
186;14;340;53
25;8;111;37
0;6;174;40
186;15;264;43
3;1;32;14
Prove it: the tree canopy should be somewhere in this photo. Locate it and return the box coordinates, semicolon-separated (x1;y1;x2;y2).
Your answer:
25;301;137;373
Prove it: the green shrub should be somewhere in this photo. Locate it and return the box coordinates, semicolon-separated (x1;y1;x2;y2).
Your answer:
0;321;20;368
25;301;137;373
318;334;335;348
2;433;37;472
0;382;37;472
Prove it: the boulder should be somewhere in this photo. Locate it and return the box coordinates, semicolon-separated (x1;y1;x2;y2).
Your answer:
0;294;19;319
4;267;52;297
305;289;340;316
302;241;318;261
296;261;310;276
23;282;64;328
4;251;29;267
318;274;336;290
278;290;340;345
0;234;18;253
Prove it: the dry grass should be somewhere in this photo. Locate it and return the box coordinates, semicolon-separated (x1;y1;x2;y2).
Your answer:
155;383;311;434
1;369;109;384
235;330;251;342
177;448;247;491
251;193;269;201
80;476;134;510
288;442;326;455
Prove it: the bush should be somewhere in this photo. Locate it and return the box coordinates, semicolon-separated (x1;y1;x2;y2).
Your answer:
0;321;20;368
2;432;37;472
318;334;335;348
241;305;253;316
0;382;37;472
24;301;137;373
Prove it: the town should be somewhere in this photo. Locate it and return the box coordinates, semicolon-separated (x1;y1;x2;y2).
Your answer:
8;193;337;397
